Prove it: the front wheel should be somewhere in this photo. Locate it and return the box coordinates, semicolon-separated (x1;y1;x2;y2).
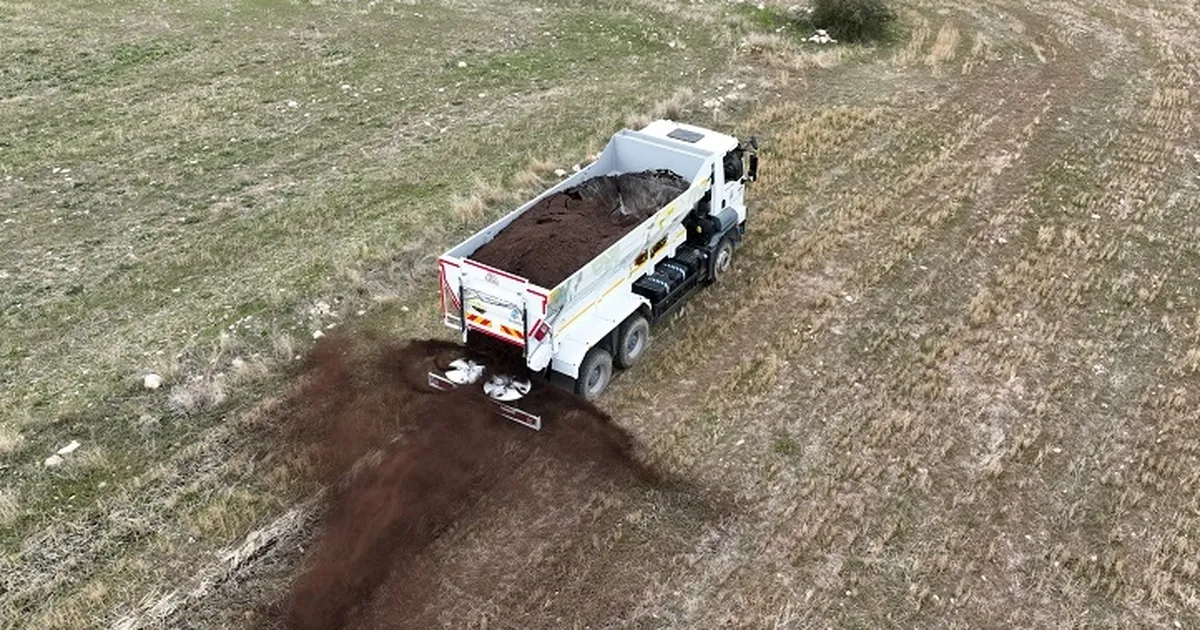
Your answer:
711;237;734;283
575;346;614;401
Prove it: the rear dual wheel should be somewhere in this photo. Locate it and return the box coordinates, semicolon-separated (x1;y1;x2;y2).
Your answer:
575;314;651;401
575;346;613;401
615;314;650;369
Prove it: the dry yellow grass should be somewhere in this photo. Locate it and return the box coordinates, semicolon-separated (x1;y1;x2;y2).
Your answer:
0;424;25;456
926;21;961;71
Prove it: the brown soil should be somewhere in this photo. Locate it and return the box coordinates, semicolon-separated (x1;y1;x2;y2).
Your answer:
469;169;690;287
266;332;657;630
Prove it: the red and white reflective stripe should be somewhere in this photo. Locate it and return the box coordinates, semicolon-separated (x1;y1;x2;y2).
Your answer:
465;312;492;327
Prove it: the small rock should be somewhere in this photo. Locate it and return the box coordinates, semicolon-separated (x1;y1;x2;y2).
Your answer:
44;454;64;468
312;330;325;340
572;164;582;172
553;168;567;177
57;440;81;455
143;373;163;390
230;357;246;370
400;305;410;313
457;60;467;68
356;309;366;316
340;84;351;90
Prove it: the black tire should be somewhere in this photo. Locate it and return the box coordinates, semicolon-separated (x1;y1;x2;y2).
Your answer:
711;237;734;283
575;346;614;401
615;314;650;369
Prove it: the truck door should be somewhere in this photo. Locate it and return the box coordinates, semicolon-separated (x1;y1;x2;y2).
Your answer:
722;149;746;213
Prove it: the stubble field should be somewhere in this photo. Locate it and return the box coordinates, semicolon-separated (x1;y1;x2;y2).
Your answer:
2;0;1198;628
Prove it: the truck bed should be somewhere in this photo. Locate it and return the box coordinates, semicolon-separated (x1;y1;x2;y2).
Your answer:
438;125;718;364
467;169;690;288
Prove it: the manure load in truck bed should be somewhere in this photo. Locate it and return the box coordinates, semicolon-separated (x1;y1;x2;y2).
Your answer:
468;169;690;288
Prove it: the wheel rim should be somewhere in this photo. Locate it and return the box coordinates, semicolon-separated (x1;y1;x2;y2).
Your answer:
586;362;608;396
626;329;644;358
716;246;732;275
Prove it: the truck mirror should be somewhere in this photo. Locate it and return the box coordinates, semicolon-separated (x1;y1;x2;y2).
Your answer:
747;153;759;182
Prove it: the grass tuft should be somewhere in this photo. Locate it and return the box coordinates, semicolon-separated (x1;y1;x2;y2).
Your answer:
0;487;20;528
0;425;25;456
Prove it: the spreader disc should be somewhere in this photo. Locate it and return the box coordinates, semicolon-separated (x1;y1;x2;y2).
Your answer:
483;374;532;402
444;358;485;385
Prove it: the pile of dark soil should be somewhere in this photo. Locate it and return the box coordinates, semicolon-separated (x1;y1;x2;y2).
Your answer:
268;333;655;630
469;169;690;287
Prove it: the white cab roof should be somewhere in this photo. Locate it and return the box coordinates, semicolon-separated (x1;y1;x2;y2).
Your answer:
637;120;739;157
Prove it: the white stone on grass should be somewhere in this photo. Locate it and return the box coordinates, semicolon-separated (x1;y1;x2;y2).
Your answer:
143;373;164;390
57;440;81;455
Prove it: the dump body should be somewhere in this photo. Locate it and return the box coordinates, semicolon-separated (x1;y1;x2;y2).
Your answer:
437;120;745;381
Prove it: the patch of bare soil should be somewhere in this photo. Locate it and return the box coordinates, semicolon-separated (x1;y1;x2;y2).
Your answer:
259;333;668;630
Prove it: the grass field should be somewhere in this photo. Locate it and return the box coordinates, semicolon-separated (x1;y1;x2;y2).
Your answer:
3;0;1200;628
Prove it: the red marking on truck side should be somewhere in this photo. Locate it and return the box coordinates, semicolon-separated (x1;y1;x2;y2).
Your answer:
438;265;445;314
526;288;548;312
438;259;461;312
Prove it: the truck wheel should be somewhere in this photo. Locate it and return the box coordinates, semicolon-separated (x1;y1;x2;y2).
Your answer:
615;314;650;369
711;237;734;283
575;346;613;401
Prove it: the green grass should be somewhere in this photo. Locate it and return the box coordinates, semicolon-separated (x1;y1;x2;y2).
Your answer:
732;2;802;32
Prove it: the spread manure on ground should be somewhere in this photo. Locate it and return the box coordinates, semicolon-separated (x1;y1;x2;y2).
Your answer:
266;332;656;630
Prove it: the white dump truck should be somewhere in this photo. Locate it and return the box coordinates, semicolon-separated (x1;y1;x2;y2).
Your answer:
428;120;759;429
